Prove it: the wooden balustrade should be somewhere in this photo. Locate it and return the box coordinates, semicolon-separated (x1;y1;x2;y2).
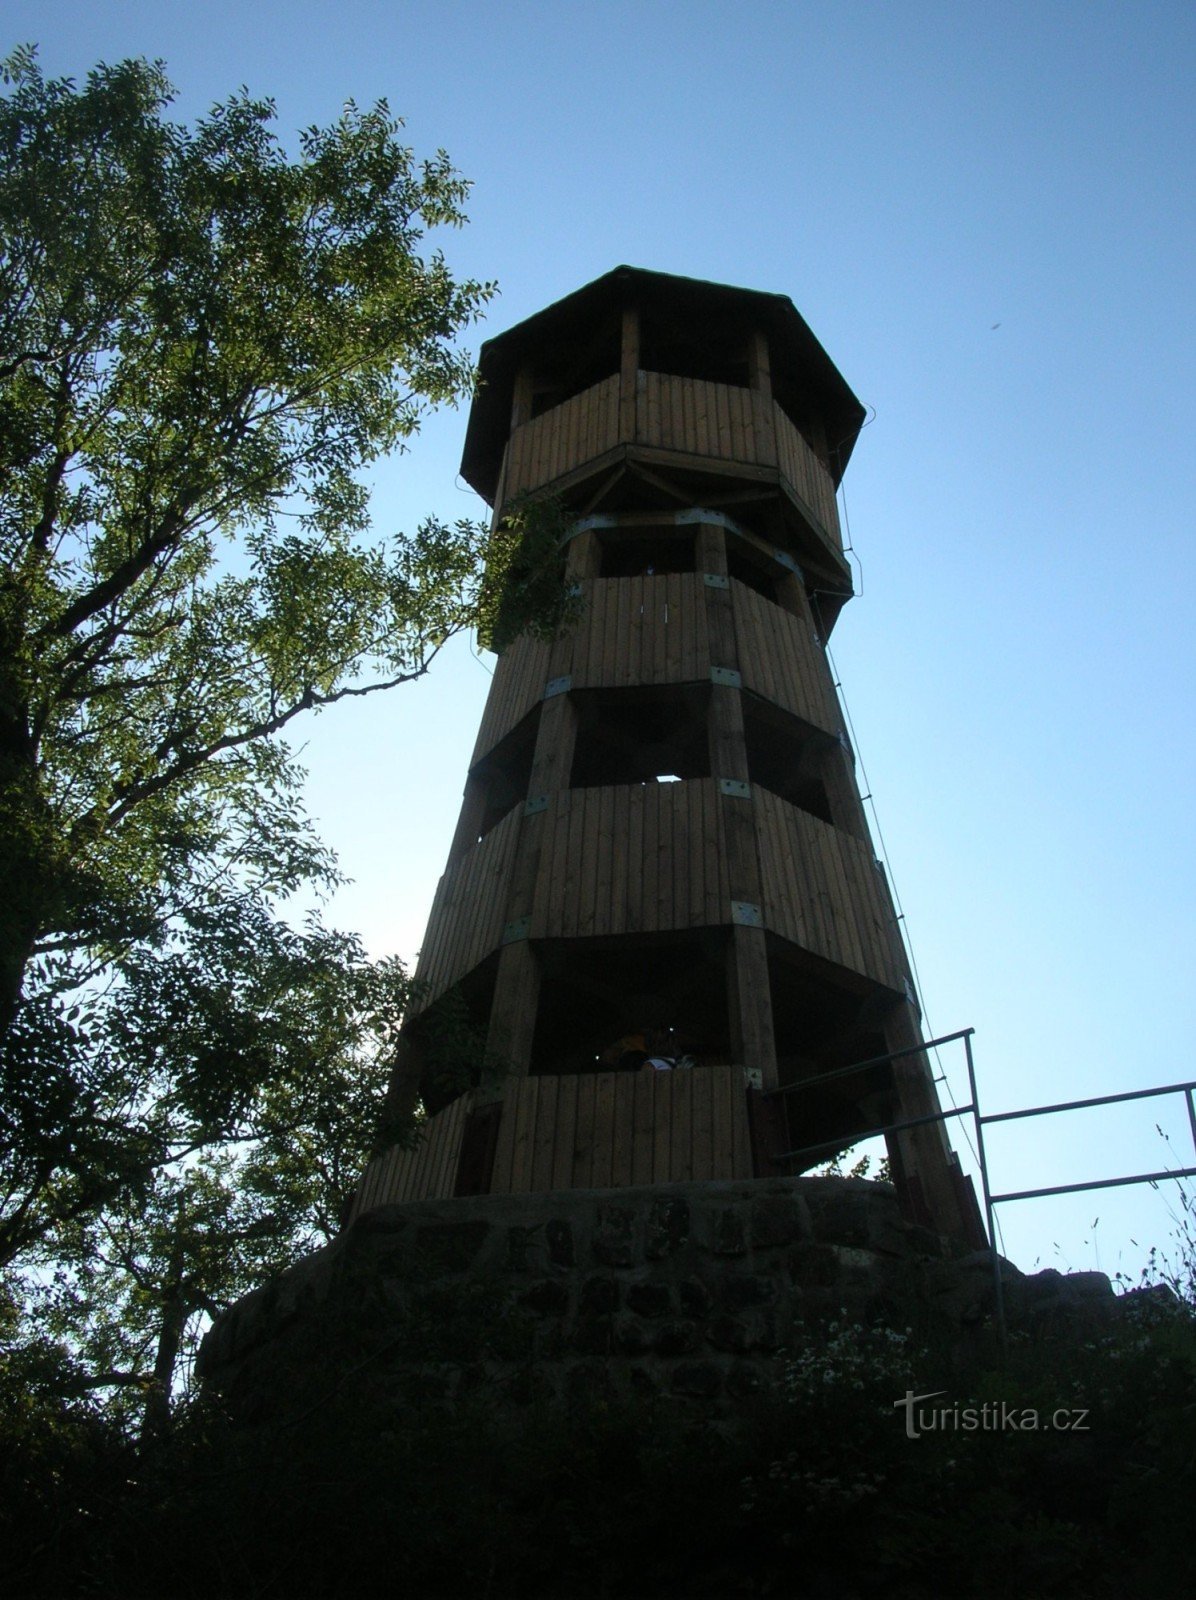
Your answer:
490;1064;753;1192
500;370;840;549
413;779;900;1013
351;1061;754;1212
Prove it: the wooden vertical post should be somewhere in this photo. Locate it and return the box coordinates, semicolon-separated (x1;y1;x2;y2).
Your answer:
565;526;601;582
619;304;640;442
699;520;779;1092
483;685;578;1082
748;328;772;398
447;773;488;864
511;362;534;431
882;1001;974;1240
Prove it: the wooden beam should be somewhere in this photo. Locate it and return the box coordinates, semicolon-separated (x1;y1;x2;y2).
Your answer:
511;363;534;431
619;304;640;441
580;463;627;517
882;1001;974;1242
484;937;541;1083
748;328;772;399
728;925;779;1091
447;772;487;864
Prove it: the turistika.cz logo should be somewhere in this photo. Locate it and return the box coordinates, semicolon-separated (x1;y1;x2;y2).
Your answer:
894;1390;1090;1440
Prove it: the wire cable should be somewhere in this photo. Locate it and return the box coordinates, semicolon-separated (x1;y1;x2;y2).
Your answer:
828;463;982;1171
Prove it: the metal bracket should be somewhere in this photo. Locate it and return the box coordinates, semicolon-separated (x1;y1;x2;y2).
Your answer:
903;976;921;1014
567;514;617;536
718;778;751;799
702;571;730;590
710;666;742;688
523;794;548;817
502;916;531;945
544;674;571;699
731;900;762;928
743;1066;763;1091
772;548;803;578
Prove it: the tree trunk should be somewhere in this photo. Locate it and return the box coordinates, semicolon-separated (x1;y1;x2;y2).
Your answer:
142;1289;189;1442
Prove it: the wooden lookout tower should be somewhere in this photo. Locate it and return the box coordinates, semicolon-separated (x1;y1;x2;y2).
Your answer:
352;267;979;1242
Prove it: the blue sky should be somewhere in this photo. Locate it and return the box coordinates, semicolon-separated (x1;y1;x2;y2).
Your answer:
11;1;1195;1280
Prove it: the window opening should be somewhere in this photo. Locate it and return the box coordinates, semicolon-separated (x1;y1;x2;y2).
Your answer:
526;312;621;417
530;931;732;1077
767;938;898;1169
743;695;837;825
472;706;540;840
597;523;696;577
726;542;782;603
639;306;752;389
570;685;710;790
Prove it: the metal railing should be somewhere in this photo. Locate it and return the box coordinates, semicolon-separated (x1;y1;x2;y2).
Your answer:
766;1028;1196;1353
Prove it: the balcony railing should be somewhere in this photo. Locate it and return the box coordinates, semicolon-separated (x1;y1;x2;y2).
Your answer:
501;370;841;548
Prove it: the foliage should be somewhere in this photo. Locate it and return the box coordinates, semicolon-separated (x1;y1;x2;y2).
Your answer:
0;45;568;1037
3;1292;1195;1599
3;890;413;1432
0;46;569;1439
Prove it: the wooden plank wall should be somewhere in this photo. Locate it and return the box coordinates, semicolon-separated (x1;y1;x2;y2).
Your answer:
497;372;838;561
489;1065;753;1192
638;371;772;466
530;777;730;940
352;1092;473;1215
504;373;620;498
410;804;521;1010
754;788;904;991
570;573;709;688
730;578;842;734
470;631;553;767
773;404;840;544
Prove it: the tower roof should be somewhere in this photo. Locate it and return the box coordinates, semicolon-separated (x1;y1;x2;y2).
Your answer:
461;265;866;504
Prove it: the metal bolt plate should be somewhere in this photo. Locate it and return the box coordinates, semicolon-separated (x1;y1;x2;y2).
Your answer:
523;794;548;816
731;900;762;927
710;666;742;688
703;571;730;590
502;916;531;944
719;778;751;799
544;674;571;698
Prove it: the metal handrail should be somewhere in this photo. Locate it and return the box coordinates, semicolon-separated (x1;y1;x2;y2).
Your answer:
767;1030;1196;1356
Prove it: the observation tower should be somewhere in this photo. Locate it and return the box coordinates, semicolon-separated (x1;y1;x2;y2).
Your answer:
351;266;979;1243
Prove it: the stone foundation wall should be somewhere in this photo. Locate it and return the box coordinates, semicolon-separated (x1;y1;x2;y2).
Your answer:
198;1176;1124;1422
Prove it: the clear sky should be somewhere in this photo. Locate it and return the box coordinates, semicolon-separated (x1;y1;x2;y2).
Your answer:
10;1;1195;1282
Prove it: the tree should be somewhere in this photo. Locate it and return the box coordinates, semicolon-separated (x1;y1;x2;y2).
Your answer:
6;896;413;1433
0;47;569;1423
0;46;563;1041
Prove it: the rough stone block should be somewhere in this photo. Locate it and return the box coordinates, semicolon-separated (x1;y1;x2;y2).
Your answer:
722;1273;778;1309
580;1275;620;1315
679;1278;714;1316
519;1279;570;1317
788;1241;840;1287
571;1319;613;1357
627;1282;673;1318
413;1221;490;1274
613;1320;651;1355
645;1197;691;1259
653;1321;700;1357
672;1362;724;1399
593;1205;637;1267
546;1218;575;1268
697;1205;748;1256
705;1314;753;1354
506;1225;541;1271
750;1194;808;1249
